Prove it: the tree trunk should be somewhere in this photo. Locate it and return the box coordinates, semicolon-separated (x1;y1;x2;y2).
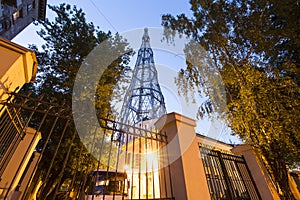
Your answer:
37;178;55;200
269;143;296;200
273;163;295;199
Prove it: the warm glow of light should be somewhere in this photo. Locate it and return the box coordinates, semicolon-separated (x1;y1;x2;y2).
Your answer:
122;145;161;199
124;164;130;171
145;151;159;172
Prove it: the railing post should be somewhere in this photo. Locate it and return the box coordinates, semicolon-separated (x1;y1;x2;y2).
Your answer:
155;112;211;200
216;151;235;199
0;127;41;200
232;144;281;200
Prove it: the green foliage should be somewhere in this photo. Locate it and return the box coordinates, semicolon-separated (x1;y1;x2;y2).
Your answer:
21;3;132;199
162;0;299;198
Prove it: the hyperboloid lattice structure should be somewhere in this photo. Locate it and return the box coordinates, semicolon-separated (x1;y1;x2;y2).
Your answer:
119;28;166;128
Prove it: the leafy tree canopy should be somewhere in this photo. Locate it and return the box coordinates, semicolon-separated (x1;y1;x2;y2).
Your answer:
162;0;299;198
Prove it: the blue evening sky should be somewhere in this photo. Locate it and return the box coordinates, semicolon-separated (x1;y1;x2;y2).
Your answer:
12;0;239;144
13;0;192;44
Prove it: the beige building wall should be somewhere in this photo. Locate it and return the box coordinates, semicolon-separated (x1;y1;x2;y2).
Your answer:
0;36;37;103
117;112;285;200
0;127;41;200
17;152;40;200
232;144;281;200
0;37;39;199
155;112;211;200
197;133;233;153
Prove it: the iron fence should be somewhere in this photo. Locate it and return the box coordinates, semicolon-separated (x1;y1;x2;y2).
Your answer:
0;107;24;177
0;91;174;200
200;147;261;200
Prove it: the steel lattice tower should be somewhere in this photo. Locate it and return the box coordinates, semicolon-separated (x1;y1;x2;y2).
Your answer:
119;28;166;127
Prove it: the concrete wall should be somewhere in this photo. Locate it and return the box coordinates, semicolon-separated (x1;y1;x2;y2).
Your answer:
0;36;37;114
0;37;39;200
232;144;281;200
17;152;40;200
196;134;233;153
155;112;211;200
155;113;281;200
0;127;41;200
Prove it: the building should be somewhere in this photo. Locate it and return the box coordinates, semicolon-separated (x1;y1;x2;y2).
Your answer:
0;0;47;40
0;36;37;103
0;27;298;199
0;37;41;200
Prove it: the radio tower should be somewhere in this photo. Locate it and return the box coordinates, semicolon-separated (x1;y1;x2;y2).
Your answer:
119;28;166;128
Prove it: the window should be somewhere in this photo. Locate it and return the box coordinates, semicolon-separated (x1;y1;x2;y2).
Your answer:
27;1;35;11
16;0;22;7
12;10;22;21
5;19;11;28
0;5;3;18
27;4;32;11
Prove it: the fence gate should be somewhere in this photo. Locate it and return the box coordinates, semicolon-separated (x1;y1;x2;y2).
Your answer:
200;147;262;200
0;91;174;200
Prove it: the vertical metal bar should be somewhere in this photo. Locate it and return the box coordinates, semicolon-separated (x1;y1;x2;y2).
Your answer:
24;112;60;200
240;163;257;198
6;103;55;200
103;129;115;200
207;152;216;198
113;127;122;200
241;155;262;200
234;159;251;198
66;143;84;200
92;127;106;191
204;151;217;200
7;93;39;140
0;119;19;174
12;107;26;136
213;152;227;199
38;119;70;196
138;133;142;199
90;127;105;200
226;158;240;197
0;109;17;140
203;148;226;199
82;121;108;200
0;108;22;173
151;138;155;199
0;110;9;140
0;112;14;143
130;136;135;200
200;150;208;188
76;166;88;199
52;130;76;200
164;131;174;199
232;158;246;197
155;133;163;198
145;135;148;200
162;153;168;198
159;133;168;198
122;131;129;200
217;151;235;200
200;149;213;199
4;106;22;135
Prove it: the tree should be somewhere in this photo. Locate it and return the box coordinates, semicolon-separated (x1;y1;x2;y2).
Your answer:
21;4;132;199
162;0;300;198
